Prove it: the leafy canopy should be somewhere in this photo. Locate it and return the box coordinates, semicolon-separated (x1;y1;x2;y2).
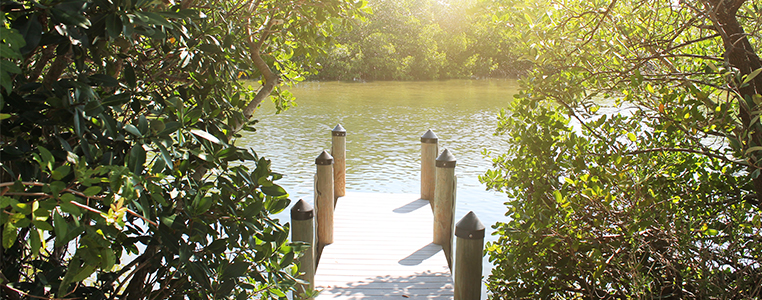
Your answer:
313;0;529;81
481;0;762;298
0;0;363;299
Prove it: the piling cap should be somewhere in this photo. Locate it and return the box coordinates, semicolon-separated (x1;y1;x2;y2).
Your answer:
290;199;314;220
455;211;485;240
332;124;347;137
436;148;456;168
420;129;438;144
315;150;334;165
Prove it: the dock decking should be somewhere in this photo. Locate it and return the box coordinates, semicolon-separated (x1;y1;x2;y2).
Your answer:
314;192;454;300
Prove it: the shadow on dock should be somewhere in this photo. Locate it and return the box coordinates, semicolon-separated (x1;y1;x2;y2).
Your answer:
392;198;429;213
399;243;442;266
317;270;453;300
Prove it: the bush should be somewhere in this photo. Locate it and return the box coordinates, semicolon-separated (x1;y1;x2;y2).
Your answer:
0;0;362;298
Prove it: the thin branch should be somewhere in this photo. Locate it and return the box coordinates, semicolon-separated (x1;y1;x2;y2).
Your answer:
2;284;80;300
578;0;618;49
0;181;159;227
625;147;738;163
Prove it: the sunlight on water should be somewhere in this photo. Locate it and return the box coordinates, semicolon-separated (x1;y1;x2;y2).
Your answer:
236;79;519;293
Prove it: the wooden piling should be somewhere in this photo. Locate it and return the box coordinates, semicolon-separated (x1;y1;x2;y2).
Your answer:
332;124;346;203
315;150;334;246
454;211;485;300
433;148;456;264
420;129;438;202
291;199;316;300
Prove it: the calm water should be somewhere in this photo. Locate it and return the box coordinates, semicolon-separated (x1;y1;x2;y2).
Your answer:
237;79;518;293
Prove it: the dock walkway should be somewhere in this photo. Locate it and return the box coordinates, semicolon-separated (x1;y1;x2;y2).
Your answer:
314;192;454;300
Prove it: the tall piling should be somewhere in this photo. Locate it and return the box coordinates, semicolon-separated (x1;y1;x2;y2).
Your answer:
433;148;456;264
454;211;485;300
315;150;334;246
291;200;316;299
420;129;438;202
332;124;346;203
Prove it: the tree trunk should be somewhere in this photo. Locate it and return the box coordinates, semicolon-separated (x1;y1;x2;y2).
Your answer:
708;0;762;197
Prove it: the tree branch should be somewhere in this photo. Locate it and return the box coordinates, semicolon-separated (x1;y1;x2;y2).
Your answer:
241;19;281;127
0;181;159;227
624;147;738;163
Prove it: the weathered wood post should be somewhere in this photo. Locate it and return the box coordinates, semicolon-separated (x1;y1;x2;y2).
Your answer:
315;150;334;246
332;124;346;203
291;200;316;300
420;129;438;202
433;148;456;263
454;211;485;300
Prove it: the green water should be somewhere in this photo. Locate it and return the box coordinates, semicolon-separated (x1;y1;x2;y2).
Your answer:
237;79;519;292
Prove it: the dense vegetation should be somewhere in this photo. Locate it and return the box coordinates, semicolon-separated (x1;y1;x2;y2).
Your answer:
0;0;363;299
311;0;530;81
481;0;762;298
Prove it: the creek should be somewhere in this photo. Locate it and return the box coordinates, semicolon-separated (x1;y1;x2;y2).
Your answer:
237;79;519;292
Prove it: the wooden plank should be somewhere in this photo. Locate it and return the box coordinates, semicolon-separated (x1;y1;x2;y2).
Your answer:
314;192;454;300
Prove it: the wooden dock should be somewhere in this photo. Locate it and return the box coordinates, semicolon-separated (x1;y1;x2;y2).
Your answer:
314;192;454;300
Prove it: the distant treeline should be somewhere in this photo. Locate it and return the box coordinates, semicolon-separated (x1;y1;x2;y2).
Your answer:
309;0;530;81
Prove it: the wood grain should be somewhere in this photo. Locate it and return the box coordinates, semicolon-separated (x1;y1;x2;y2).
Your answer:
315;192;454;300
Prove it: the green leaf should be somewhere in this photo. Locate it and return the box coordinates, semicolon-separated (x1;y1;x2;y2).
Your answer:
0;44;20;59
268;288;286;298
123;65;136;88
0;60;21;74
0;196;13;209
32;220;53;231
101;248;116;270
222;261;250;279
261;185;287;197
155;141;174;170
745;146;762;155
552;190;563;203
52;165;71;180
2;222;18;249
141;12;174;28
12;202;32;215
279;251;294;268
53;211;69;247
60;201;82;217
89;74;120;87
14;16;40;54
50;7;91;28
29;228;42;256
71;263;97;282
743;68;762;85
38;146;54;171
125;124;142;137
159;121;182;136
187;262;211;289
139;115;149;135
193;196;213;214
105;14;123;38
161;215;177;227
128;144;147;174
50;181;66;195
83;186;102;197
627;132;637;142
190;129;222;144
102;93;131;106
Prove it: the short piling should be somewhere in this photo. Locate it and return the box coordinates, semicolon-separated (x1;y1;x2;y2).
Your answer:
433;148;456;264
332;124;347;203
420;129;438;202
454;211;485;300
315;150;334;246
291;200;316;300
